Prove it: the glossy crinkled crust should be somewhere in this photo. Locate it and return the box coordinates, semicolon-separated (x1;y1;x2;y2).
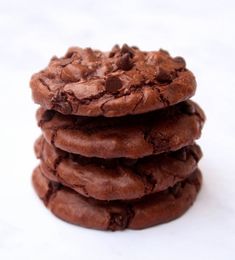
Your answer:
36;100;205;158
30;44;196;117
32;167;202;230
35;136;202;201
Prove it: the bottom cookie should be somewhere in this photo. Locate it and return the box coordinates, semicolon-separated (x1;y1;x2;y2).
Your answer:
32;167;202;230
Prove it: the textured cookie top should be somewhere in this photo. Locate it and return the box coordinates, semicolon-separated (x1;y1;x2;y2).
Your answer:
30;44;196;117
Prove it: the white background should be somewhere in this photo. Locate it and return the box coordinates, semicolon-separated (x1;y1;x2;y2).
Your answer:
0;0;235;259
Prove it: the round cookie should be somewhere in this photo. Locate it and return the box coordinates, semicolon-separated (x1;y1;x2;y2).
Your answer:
30;44;196;117
37;100;205;158
32;167;202;230
35;136;202;200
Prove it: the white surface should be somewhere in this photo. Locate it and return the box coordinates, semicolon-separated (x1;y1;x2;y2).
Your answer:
0;0;235;259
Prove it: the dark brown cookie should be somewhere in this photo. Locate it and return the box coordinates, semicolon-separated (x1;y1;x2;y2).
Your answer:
32;167;202;230
30;44;196;117
35;136;202;200
37;100;205;158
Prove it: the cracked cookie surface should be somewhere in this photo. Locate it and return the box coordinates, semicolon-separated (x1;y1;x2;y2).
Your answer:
37;100;205;158
30;44;196;117
35;136;202;200
32;167;202;230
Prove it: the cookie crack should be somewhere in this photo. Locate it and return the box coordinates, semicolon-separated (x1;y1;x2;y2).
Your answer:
39;78;51;92
108;204;135;231
55;173;90;197
134;167;156;195
189;149;202;164
67;88;108;106
159;93;170;106
155;86;170;107
51;90;73;114
53;149;67;171
168;182;183;199
68;183;89;197
131;91;144;113
51;128;58;146
142;122;155;152
41;151;90;198
159;168;184;188
100;96;115;113
150;131;172;154
53;77;179;112
36;136;45;160
43;181;61;206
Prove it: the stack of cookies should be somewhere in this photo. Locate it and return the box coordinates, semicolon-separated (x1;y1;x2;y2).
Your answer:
30;44;205;230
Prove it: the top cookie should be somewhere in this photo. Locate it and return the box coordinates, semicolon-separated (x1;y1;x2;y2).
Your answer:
30;44;196;117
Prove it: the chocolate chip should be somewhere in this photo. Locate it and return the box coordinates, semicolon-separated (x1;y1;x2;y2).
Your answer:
174;56;186;67
109;44;120;58
132;46;139;50
50;56;58;61
108;212;128;230
120;44;134;58
156;67;172;84
116;53;133;71
159;49;169;55
105;76;123;92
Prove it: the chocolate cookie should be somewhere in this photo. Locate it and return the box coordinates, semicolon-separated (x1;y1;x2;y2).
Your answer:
37;100;205;158
30;44;196;117
32;167;202;230
35;136;202;200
